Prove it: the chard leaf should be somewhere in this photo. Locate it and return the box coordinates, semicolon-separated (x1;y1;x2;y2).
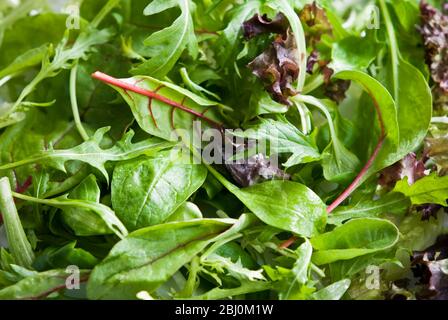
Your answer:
131;0;198;77
0;269;90;300
393;174;448;206
311;218;399;265
87;219;234;300
332;70;407;183
111;150;207;230
92;73;228;142
0;128;173;183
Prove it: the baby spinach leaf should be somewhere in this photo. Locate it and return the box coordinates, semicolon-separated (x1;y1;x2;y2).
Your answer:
393;174;448;206
311;218;399;265
111;150;207;230
61;174;111;236
87;219;234;299
0;128;173;183
207;165;327;237
331;35;378;72
334;70;400;176
165;202;203;222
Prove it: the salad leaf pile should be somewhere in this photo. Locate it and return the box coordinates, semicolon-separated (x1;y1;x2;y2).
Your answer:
0;0;447;300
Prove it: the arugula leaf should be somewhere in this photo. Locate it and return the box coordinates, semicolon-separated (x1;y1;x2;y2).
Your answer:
1;27;113;128
0;128;173;183
311;279;351;300
130;0;198;77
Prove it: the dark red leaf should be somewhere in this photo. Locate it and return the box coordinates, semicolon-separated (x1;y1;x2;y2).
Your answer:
306;50;319;74
243;13;289;39
248;31;299;105
425;135;448;176
411;235;448;300
225;153;290;187
324;79;351;103
222;136;289;187
299;1;333;47
420;1;448;92
379;153;427;188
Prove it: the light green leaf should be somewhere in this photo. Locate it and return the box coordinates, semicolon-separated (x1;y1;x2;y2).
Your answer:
393;174;448;206
311;218;399;265
232;180;326;237
311;279;351;300
329;192;410;225
0;177;34;268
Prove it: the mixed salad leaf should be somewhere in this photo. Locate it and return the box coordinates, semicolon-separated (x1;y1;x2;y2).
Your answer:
0;0;447;300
